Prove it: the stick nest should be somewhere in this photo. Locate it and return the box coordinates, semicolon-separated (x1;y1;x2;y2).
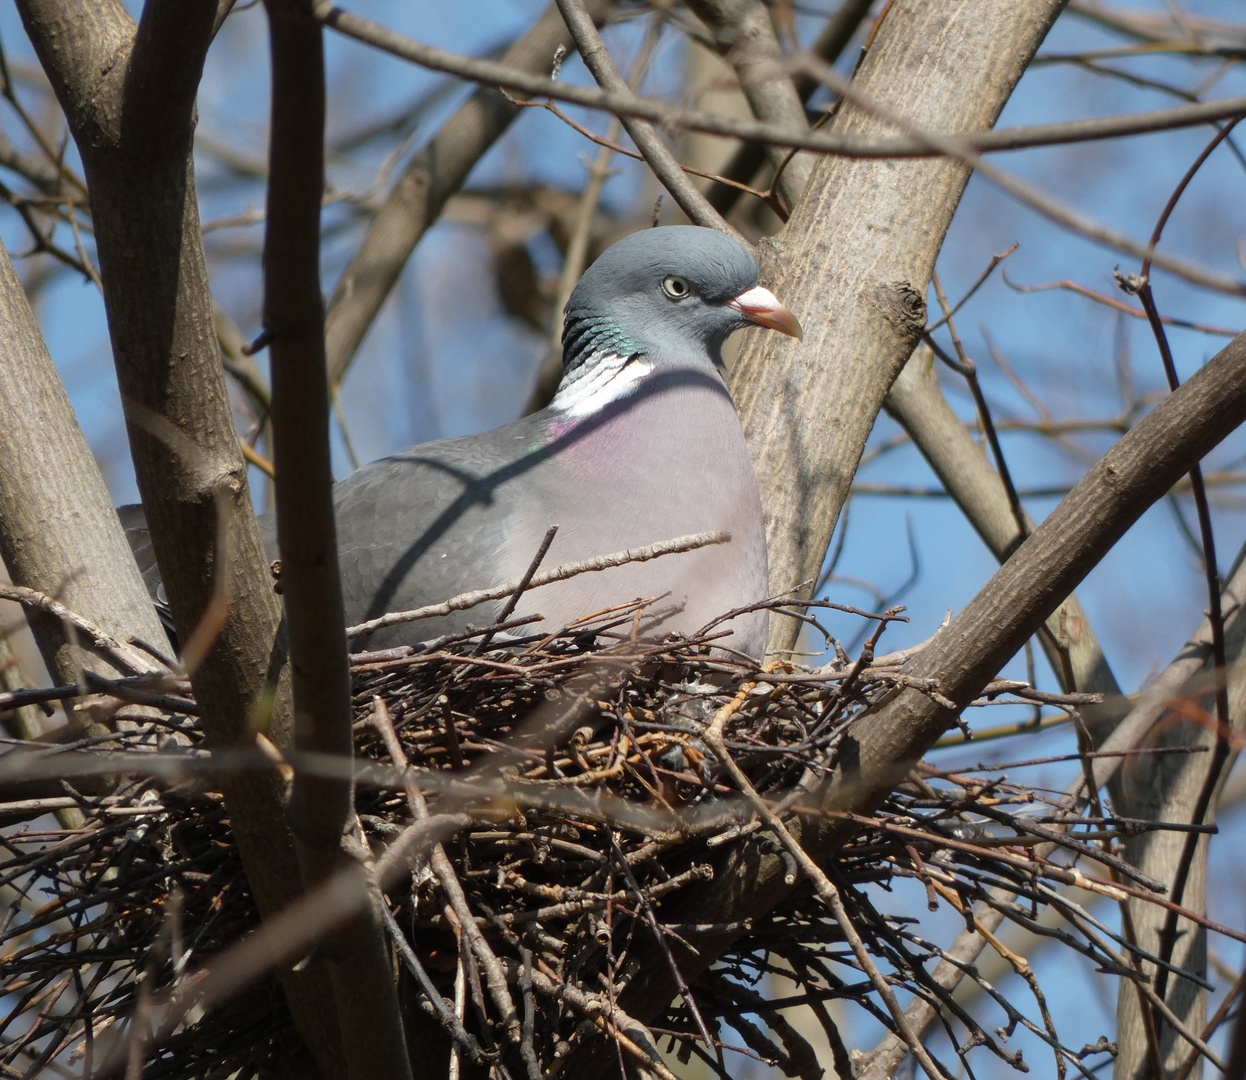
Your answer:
0;607;1175;1079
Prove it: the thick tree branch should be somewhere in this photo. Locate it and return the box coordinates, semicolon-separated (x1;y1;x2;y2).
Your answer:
0;235;168;690
263;3;414;1078
15;1;345;1075
824;329;1246;812
728;0;1066;656
264;0;351;884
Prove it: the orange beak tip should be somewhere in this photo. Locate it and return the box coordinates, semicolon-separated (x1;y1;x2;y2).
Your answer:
729;285;803;341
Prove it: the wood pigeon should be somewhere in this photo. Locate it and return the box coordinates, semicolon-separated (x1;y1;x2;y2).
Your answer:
123;226;801;659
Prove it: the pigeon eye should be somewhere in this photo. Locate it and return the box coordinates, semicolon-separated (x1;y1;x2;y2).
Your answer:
662;275;691;300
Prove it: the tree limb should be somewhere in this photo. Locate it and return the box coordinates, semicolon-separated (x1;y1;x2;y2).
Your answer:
0;234;168;691
728;0;1066;656
15;1;345;1074
262;2;415;1077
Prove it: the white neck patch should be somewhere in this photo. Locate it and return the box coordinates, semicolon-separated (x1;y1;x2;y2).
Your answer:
549;351;653;419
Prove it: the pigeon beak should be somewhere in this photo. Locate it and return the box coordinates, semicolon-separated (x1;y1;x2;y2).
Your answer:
729;285;803;340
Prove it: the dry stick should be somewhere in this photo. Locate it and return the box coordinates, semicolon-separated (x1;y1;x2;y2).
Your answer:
473;525;558;654
606;832;717;1061
553;0;742;240
0;584;157;678
1005;271;1242;338
925;287;1028;546
1035;889;1227;1070
346;530;729;638
525;966;680;1080
927;244;1019;333
377;901;484;1062
82;812;471;1080
698;688;953;1080
370;699;523;1046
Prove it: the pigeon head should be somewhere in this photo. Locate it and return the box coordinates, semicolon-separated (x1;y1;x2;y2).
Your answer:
560;226;801;383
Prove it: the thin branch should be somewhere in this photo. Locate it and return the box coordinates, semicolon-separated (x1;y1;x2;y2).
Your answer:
313;5;1246;161
554;0;741;238
347;530;729;639
262;3;413;1077
323;0;617;387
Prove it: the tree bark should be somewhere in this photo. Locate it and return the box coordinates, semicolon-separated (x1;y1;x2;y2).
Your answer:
727;0;1068;656
263;3;415;1077
15;2;345;1075
0;234;169;691
559;327;1246;1078
1110;553;1246;1079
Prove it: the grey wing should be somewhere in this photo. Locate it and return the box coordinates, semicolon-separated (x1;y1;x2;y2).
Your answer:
325;420;548;648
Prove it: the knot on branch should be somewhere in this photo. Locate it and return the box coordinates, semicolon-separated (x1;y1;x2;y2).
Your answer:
876;280;927;340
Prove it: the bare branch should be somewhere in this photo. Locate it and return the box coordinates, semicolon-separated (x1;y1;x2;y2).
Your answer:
324;0;616;387
554;0;741;238
262;2;414;1077
313;3;1246;161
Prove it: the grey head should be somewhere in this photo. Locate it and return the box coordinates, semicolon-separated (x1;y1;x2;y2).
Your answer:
559;226;801;384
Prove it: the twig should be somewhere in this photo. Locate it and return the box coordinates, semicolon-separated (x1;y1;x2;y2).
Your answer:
1126;117;1241;1016
0;584;160;677
347;530;729;638
370;699;522;1045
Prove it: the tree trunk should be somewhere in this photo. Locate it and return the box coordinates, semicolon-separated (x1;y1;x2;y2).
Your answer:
0;233;169;689
16;2;345;1075
728;0;1067;656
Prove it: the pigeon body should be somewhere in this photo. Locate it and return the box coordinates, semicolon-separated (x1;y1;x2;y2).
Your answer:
126;227;800;659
